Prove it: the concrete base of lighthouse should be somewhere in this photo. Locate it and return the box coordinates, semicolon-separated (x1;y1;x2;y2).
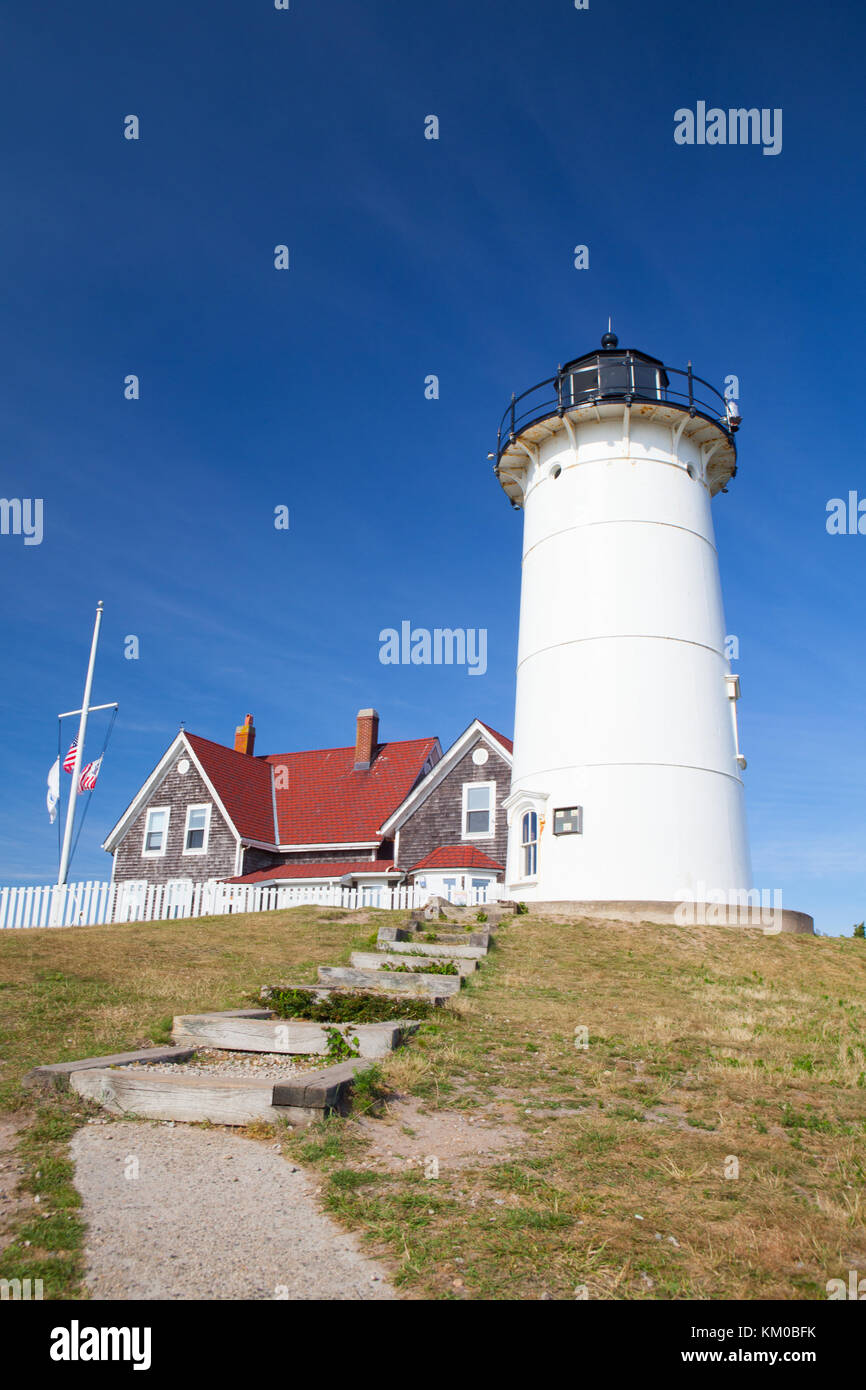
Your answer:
511;899;815;936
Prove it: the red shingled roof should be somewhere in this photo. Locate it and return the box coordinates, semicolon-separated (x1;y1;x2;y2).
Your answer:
409;845;505;872
186;731;438;848
185;733;275;842
266;738;438;845
226;861;399;884
477;722;513;754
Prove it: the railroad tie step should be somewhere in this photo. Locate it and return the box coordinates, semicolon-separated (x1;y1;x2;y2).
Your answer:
317;964;461;999
23;1046;196;1093
374;934;486;960
396;925;492;950
171;1010;417;1058
350;949;476;976
69;1057;374;1127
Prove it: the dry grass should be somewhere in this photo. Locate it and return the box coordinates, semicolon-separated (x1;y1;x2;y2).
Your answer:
0;905;385;1295
0;905;382;1110
290;913;866;1300
1;905;864;1300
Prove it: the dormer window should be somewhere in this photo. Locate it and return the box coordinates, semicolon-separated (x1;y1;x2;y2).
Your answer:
462;781;495;838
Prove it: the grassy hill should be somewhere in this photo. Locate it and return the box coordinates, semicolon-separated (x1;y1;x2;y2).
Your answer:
0;906;864;1299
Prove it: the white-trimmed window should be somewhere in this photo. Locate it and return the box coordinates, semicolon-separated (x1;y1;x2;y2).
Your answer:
183;804;211;854
462;781;495;838
143;807;169;857
521;811;538;878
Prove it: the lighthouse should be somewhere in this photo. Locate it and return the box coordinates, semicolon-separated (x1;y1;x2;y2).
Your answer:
495;331;752;906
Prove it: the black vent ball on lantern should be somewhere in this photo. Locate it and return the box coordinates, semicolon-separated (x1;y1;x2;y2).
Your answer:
601;329;619;349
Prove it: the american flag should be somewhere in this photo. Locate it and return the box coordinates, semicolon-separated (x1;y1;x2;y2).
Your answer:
78;756;102;793
62;738;78;773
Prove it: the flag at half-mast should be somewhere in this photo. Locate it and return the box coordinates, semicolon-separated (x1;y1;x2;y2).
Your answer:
62;738;78;773
78;756;103;794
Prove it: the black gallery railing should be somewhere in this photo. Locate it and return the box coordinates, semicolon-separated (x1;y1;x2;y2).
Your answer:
495;354;736;467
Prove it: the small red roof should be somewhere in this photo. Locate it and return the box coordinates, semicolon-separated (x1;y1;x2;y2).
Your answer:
226;861;399;884
409;845;505;872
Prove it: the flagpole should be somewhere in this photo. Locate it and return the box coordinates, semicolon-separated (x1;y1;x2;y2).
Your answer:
57;601;104;886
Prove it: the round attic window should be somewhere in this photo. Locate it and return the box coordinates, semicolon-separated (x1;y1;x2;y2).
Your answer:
472;747;489;765
177;758;190;775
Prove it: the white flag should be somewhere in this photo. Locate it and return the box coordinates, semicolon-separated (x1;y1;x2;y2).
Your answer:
46;757;60;823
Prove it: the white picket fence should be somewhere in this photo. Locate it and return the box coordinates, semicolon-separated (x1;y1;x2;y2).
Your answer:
0;877;502;930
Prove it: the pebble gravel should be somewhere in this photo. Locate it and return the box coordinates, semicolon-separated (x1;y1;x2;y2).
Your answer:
71;1120;396;1301
122;1048;317;1081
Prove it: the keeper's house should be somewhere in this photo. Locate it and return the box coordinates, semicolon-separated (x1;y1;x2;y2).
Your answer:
102;710;512;903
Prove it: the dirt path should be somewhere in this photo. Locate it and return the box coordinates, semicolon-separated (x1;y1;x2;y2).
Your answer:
70;1121;396;1301
0;1116;28;1255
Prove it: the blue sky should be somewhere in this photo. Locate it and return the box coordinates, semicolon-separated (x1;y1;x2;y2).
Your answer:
1;0;863;934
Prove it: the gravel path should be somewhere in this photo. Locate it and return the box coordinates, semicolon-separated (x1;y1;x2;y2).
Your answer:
71;1121;396;1301
121;1048;314;1081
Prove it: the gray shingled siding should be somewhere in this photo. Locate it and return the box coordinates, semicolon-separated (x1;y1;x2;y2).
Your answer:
111;756;237;885
396;741;510;872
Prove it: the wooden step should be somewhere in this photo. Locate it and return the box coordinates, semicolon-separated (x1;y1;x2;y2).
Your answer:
350;950;476;977
379;925;491;949
24;1045;196;1093
69;1057;371;1127
317;964;461;999
410;931;491;949
272;1060;367;1110
261;981;451;1009
374;936;486;961
171;1010;417;1058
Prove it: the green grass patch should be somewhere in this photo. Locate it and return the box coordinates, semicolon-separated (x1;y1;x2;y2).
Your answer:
263;987;431;1023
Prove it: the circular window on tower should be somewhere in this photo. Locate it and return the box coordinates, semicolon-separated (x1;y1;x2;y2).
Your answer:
686;463;698;481
550;463;562;480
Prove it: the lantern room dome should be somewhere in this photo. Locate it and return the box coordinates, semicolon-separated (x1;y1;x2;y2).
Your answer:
494;329;738;477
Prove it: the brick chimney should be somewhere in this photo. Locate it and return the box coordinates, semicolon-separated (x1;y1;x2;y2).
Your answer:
354;708;379;770
234;713;256;756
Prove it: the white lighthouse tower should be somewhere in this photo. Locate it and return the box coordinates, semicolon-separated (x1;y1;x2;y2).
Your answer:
496;330;752;906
